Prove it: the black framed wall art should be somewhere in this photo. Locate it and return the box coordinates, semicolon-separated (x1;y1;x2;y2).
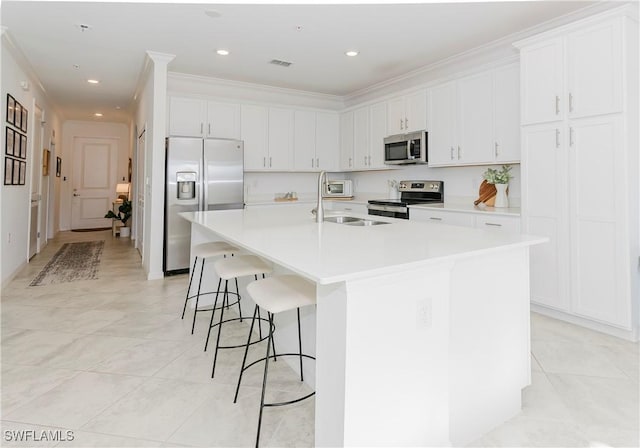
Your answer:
6;94;16;125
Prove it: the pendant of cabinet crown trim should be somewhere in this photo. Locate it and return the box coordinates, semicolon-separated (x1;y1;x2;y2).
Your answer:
427;64;520;167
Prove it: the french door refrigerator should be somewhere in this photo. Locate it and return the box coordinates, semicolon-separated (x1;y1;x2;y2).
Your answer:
164;137;244;275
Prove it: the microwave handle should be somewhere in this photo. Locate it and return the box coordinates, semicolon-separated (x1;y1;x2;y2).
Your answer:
406;141;411;160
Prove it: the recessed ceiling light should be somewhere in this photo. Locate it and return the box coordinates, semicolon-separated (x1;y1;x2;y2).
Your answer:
73;64;80;69
94;113;103;117
216;49;230;56
345;51;359;57
87;79;100;84
296;25;303;31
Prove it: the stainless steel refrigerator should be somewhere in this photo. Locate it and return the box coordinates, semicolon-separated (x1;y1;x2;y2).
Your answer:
164;137;244;275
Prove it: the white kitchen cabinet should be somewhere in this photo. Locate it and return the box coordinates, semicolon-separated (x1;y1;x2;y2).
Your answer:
206;101;240;139
169;97;240;138
427;82;457;166
493;64;521;163
267;107;293;170
342;104;390;171
567;19;623;119
241;105;269;170
340;111;354;170
456;71;494;164
410;208;475;227
428;64;520;167
519;39;563;125
293;110;316;171
386;90;427;135
353;107;370;170
294;111;339;171
517;8;638;337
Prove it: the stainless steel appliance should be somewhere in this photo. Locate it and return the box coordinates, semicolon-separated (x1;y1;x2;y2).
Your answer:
384;131;428;165
164;137;244;275
367;180;444;219
323;180;353;198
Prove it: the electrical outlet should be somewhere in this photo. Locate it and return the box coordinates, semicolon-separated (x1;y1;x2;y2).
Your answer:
416;298;432;329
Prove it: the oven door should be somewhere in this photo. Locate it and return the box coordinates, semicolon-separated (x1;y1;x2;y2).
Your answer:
367;203;409;219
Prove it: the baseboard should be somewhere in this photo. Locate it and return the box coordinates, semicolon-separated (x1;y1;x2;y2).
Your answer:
1;260;28;291
531;304;638;342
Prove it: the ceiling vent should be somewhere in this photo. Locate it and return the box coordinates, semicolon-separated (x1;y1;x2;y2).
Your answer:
269;59;293;67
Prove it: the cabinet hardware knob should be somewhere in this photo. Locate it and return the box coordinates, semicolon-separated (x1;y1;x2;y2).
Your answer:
200;123;204;134
450;147;454;160
555;95;560;115
269;157;272;167
405;118;408;129
457;146;461;160
485;223;502;227
555;129;560;148
263;157;266;167
429;217;442;221
569;127;574;147
569;93;573;113
311;158;314;168
208;123;211;135
495;142;499;158
400;119;403;130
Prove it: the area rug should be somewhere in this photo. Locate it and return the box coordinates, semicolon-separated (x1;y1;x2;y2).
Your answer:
29;241;105;286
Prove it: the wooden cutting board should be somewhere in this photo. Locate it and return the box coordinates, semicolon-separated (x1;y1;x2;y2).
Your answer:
474;180;496;206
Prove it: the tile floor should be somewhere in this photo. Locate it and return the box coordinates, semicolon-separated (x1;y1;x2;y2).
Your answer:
1;231;638;447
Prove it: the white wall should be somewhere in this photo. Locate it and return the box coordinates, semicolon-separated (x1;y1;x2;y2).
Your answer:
1;32;62;285
59;120;130;231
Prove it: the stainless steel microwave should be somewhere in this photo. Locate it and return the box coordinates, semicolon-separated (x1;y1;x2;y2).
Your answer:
384;131;428;165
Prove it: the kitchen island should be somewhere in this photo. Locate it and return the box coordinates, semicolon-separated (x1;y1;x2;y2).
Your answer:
181;205;546;447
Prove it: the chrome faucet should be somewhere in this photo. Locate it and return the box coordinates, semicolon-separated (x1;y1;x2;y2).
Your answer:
315;170;326;223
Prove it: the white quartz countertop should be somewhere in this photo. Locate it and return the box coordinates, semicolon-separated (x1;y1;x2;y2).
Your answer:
409;202;521;217
246;193;378;206
181;205;544;285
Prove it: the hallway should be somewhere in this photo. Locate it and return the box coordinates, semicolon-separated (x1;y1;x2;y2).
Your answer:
1;231;638;447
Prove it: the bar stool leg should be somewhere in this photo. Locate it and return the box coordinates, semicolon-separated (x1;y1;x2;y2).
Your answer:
297;308;304;382
181;256;198;319
235;277;242;322
211;280;228;378
203;278;222;352
191;259;206;334
256;312;274;448
234;304;259;403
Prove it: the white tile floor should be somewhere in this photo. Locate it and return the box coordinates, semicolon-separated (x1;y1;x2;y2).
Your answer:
1;231;638;447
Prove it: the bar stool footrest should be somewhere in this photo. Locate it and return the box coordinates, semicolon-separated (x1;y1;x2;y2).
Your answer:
212;317;275;350
241;353;315;373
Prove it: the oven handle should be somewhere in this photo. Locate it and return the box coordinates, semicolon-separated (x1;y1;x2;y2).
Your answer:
367;204;407;213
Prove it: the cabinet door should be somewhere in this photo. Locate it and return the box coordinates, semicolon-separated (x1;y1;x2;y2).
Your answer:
293;110;316;171
569;116;629;328
353;107;370;170
340;112;354;170
169;97;205;137
493;64;521;163
521;124;569;311
387;97;405;135
241;105;268;170
369;102;387;169
567;19;623;119
405;90;427;133
268;107;293;170
457;72;494;164
427;82;457;166
520;38;563;125
206;102;240;139
316;112;339;171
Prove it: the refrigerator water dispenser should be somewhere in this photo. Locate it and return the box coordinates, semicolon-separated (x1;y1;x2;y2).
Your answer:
176;172;196;199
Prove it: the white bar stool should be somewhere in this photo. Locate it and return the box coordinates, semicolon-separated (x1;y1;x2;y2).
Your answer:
233;274;316;447
181;241;239;334
206;255;274;378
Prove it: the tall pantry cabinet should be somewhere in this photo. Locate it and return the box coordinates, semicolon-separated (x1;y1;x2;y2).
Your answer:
515;6;639;339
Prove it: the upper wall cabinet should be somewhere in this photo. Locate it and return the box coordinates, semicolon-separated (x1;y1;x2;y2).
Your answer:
293;111;339;171
519;18;624;125
169;97;240;139
386;90;427;135
428;64;520;167
341;102;390;171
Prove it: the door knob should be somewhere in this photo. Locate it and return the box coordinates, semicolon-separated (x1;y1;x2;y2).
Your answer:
73;193;80;197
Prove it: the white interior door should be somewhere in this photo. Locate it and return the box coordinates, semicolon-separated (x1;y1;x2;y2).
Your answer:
28;106;43;259
71;137;118;229
135;130;145;257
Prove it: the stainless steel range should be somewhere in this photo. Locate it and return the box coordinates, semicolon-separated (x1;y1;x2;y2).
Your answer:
367;180;444;219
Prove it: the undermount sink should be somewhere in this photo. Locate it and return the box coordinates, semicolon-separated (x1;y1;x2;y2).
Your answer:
324;216;390;226
324;216;362;224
